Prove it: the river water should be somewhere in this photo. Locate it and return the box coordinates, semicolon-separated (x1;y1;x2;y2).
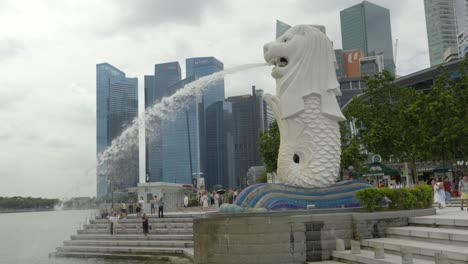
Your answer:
0;210;158;264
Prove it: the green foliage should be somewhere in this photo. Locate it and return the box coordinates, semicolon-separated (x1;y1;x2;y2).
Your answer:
340;122;368;177
258;121;280;172
355;185;433;212
0;196;60;210
355;188;386;212
188;199;199;207
345;66;468;181
257;172;268;183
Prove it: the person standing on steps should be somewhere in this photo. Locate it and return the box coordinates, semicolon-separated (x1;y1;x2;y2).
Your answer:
142;213;149;236
183;194;189;208
459;175;468;211
158;196;164;218
443;176;452;205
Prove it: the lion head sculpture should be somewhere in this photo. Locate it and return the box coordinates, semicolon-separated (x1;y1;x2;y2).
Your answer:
263;25;345;121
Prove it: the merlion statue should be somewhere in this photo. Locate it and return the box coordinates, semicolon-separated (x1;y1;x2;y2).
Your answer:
263;25;346;188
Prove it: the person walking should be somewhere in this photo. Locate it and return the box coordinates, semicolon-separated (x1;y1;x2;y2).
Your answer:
434;178;446;209
443;176;452;205
459;175;468;211
158;196;164;218
183;194;189;208
142;213;149;236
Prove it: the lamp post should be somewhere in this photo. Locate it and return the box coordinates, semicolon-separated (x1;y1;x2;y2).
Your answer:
192;172;204;200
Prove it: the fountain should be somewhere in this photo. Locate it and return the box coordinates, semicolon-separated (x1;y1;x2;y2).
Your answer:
221;25;371;212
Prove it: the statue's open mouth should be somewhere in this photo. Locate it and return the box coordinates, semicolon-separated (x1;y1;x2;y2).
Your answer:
270;57;289;68
278;57;288;67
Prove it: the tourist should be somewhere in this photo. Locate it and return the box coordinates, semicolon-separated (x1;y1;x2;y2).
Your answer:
108;213;119;235
135;202;141;218
151;196;156;214
207;192;212;206
128;199;133;214
183;194;189;208
202;192;209;211
434;178;446;209
459;175;468;211
443;176;452;205
158;196;164;218
121;203;127;218
233;190;238;201
378;180;385;188
142;213;149;236
214;192;219;207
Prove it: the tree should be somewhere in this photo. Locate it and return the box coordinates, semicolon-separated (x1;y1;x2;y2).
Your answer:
345;70;426;182
339;122;368;179
257;121;280;173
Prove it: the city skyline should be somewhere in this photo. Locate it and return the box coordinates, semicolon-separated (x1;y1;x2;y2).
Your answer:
1;0;433;198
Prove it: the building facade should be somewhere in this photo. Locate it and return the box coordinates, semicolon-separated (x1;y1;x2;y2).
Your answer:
340;1;395;74
424;0;459;66
96;63;139;197
226;87;270;188
145;62;182;183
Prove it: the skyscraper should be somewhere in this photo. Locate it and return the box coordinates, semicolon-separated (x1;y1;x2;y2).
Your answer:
185;57;225;189
424;0;459;66
145;62;181;183
96;63;139;197
340;1;395;74
226;87;269;188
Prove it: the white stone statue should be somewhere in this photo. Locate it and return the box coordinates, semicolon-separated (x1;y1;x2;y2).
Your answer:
263;25;346;188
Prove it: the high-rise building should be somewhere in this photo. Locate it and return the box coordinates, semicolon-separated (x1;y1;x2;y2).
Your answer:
424;0;459;66
226;87;270;188
145;62;181;183
340;1;395;74
96;63;139;197
185;57;225;189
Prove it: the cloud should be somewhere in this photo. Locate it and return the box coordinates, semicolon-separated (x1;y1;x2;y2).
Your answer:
0;38;25;61
115;0;225;29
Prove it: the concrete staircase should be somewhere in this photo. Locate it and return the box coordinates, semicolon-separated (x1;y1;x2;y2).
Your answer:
328;208;468;264
50;212;202;262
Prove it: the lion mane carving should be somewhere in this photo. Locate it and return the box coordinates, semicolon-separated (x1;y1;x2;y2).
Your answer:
263;25;346;188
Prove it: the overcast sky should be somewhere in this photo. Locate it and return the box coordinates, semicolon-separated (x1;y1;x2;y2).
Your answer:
0;0;430;198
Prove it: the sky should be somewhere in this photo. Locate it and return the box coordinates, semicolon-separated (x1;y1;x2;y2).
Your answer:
0;0;430;198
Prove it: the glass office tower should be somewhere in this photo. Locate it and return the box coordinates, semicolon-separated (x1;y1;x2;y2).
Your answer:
340;1;395;74
96;63;138;197
145;62;181;183
424;0;459;66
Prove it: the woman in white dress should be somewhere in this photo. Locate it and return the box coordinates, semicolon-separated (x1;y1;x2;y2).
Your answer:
434;178;446;209
202;192;209;211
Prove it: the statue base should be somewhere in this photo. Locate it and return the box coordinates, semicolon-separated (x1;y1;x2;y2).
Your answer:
220;180;371;212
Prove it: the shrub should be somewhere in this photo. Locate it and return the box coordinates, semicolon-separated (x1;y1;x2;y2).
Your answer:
188;199;199;207
355;188;385;211
355;185;433;212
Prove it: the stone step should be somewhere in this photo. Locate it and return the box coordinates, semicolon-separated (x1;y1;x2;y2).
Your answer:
385;226;468;246
49;251;192;263
56;245;189;255
362;237;468;263
332;249;435;264
64;239;193;248
306;261;344;264
91;217;194;224
77;228;193;235
84;222;192;230
409;216;468;229
70;234;193;241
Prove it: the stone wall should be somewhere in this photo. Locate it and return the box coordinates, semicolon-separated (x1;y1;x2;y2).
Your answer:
193;208;435;264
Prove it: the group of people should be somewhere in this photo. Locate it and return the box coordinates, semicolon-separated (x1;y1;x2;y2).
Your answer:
107;195;165;236
433;175;468;210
